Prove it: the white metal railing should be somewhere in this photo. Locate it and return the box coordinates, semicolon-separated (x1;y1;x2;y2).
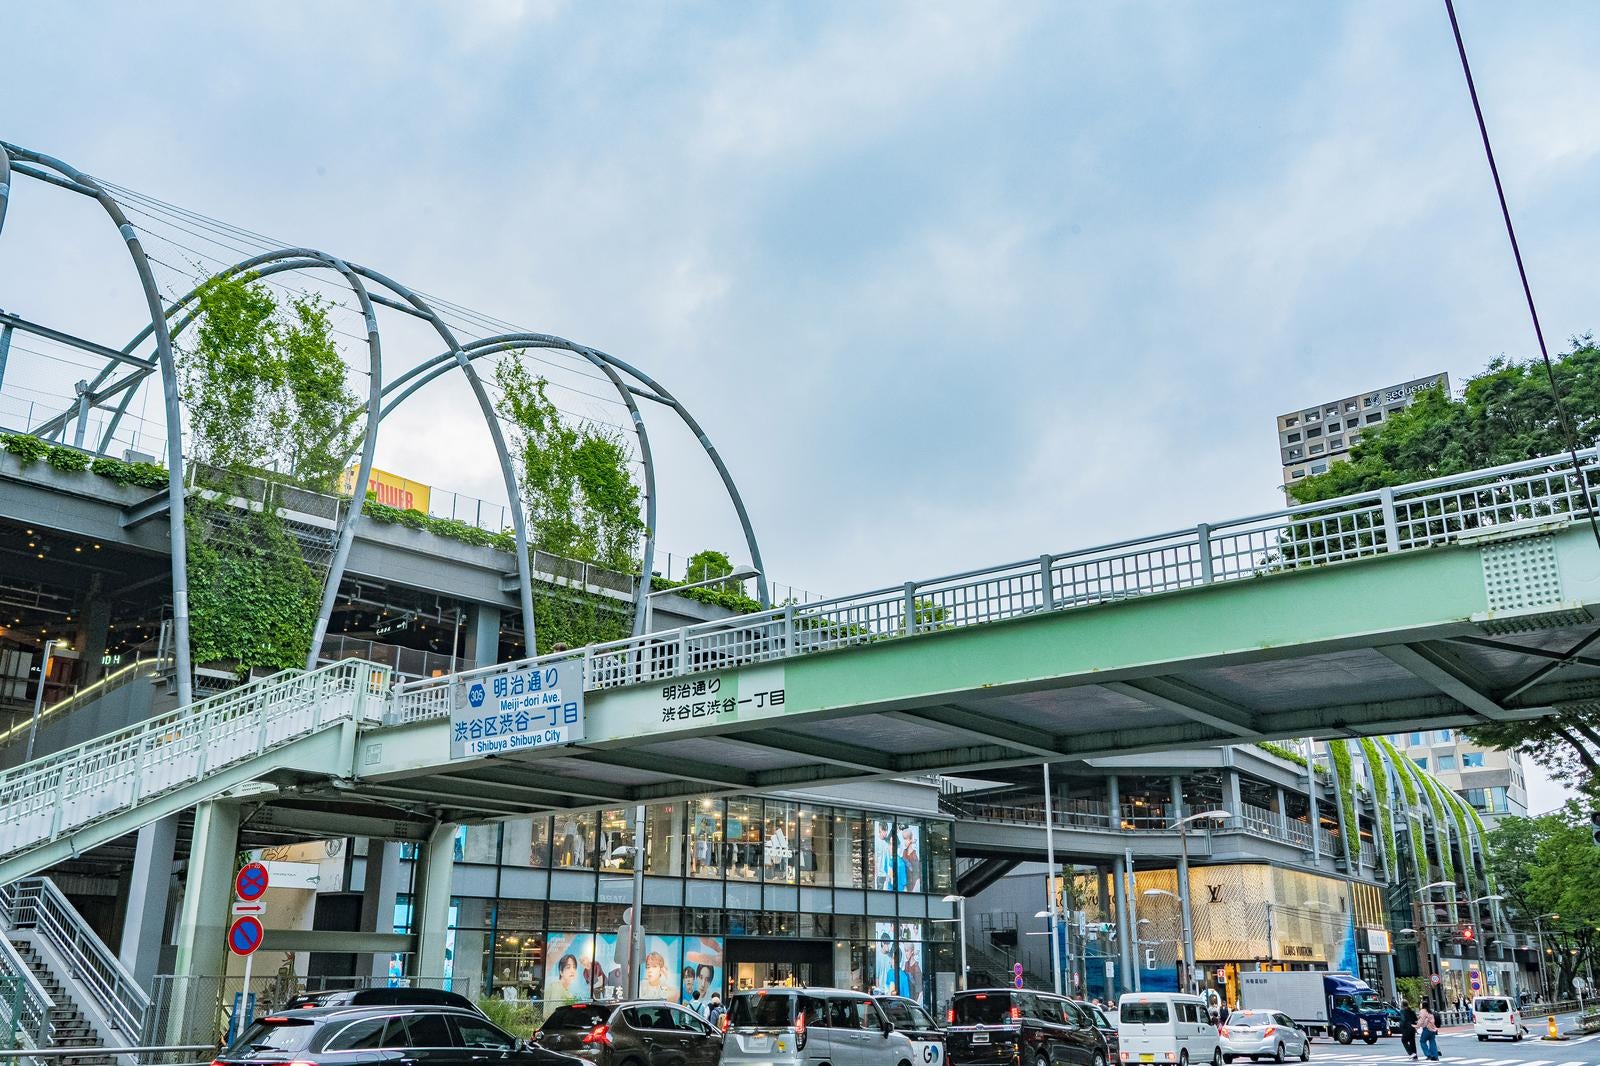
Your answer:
1284;820;1312;848
392;449;1600;722
0;877;148;1039
0;929;53;1049
0;660;390;867
1240;802;1281;840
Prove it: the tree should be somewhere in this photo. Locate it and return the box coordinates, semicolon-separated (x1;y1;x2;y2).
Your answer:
1289;338;1600;795
1485;808;1600;997
495;357;646;573
685;549;735;588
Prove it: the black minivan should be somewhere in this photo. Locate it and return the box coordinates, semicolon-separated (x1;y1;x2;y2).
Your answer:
946;990;1107;1066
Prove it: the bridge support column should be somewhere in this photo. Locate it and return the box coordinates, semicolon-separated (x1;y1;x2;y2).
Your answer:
1121;849;1140;993
360;842;408;981
465;606;501;668
169;798;241;1044
1223;769;1242;828
413;822;457;981
1273;786;1288;836
119;814;178;988
1105;775;1120;830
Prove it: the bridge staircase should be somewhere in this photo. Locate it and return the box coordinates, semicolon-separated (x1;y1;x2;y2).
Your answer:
0;660;388;887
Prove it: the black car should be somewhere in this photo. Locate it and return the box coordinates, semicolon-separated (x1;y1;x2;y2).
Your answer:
1071;1002;1116;1061
536;1001;722;1066
279;988;483;1015
946;990;1107;1066
875;995;946;1064
218;1005;580;1066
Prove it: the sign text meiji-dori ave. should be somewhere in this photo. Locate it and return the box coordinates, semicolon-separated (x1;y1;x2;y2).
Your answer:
450;658;584;759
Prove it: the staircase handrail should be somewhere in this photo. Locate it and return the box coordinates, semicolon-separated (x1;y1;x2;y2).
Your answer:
0;931;53;1049
0;877;148;1039
0;660;390;870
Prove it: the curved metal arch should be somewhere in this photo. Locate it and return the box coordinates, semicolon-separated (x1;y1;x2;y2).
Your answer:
385;333;770;610
3;144;197;704
0;145;11;238
378;336;660;635
106;250;535;663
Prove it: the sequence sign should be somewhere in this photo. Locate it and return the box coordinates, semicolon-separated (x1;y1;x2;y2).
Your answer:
657;675;784;726
450;658;584;759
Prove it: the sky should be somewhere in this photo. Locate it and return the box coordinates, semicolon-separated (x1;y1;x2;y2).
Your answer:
4;1;1598;809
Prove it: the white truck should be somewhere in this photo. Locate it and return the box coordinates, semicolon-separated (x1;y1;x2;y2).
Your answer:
1236;971;1390;1044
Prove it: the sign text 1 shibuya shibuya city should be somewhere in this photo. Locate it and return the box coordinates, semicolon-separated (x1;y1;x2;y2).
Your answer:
450;658;584;759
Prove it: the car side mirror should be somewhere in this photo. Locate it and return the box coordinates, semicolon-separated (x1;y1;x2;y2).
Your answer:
882;1019;894;1036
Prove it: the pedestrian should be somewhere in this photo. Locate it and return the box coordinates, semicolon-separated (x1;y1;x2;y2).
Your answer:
1398;1000;1418;1060
1417;1003;1441;1062
706;993;725;1028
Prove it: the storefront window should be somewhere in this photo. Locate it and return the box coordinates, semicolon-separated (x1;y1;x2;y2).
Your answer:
834;809;867;888
552;813;596;869
799;804;829;885
763;800;797;884
645;801;684;876
726;799;761;881
488;898;545;1002
895;819;925;893
599;809;636;872
688;798;723;879
928;820;952;894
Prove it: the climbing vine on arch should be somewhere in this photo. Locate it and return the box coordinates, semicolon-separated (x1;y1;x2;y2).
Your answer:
177;273;364;673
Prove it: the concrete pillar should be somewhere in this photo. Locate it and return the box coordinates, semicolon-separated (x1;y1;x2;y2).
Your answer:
1273;786;1289;835
1224;769;1243;827
1122;849;1140;993
360;842;408;981
413;822;457;980
465;606;501;669
119;815;178;988
169;799;241;1044
1381;950;1398;1000
1305;739;1321;862
77;574;111;686
1169;775;1185;823
1106;775;1121;830
1111;861;1130;996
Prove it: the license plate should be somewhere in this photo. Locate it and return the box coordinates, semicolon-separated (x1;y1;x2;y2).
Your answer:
747;1037;771;1052
1140;1056;1155;1063
972;1034;990;1045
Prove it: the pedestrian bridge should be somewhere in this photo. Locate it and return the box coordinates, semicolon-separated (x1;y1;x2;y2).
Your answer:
4;450;1600;888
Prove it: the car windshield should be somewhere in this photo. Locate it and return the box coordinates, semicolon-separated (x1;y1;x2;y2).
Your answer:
1119;1001;1171;1025
728;992;797;1028
543;1005;612;1030
1475;998;1511;1013
952;994;1016;1025
1229;1011;1273;1026
880;1000;936;1029
229;1017;316;1054
1353;993;1387;1012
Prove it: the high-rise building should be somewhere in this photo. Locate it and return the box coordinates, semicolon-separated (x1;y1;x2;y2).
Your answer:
1276;373;1449;489
1392;727;1530;825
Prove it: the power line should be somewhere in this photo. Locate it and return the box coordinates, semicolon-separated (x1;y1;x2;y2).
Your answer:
1443;0;1600;553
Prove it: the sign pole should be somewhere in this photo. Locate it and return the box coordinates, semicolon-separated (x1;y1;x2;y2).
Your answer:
241;946;254;1027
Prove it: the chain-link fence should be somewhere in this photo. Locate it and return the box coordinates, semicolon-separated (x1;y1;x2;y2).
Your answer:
0;976;22;1051
141;974;468;1061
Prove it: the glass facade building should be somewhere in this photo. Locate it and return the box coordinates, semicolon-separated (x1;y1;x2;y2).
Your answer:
396;797;956;1009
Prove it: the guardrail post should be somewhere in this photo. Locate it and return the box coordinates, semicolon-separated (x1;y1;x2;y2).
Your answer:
1040;555;1056;610
1196;523;1214;584
676;628;688;676
1379;486;1400;552
903;581;918;636
783;602;796;656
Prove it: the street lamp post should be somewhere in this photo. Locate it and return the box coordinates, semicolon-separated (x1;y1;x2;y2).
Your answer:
1152;809;1229;992
1043;763;1062;995
644;566;760;634
942;894;969;991
24;638;66;764
1421;881;1455;1007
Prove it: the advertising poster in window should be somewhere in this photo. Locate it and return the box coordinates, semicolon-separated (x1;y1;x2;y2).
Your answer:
896;823;922;893
898;925;925;1004
544;933;596;1007
872;818;896;889
638;934;682;1002
690;808;720;876
681;936;724;1016
593;933;622;1001
874;921;911;997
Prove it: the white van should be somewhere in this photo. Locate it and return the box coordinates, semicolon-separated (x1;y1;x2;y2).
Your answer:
1117;993;1220;1066
1471;995;1522;1042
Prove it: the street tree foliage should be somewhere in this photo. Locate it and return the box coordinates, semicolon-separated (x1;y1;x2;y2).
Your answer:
1485;808;1600;997
686;548;736;588
177;274;363;672
495;357;646;574
1291;338;1600;798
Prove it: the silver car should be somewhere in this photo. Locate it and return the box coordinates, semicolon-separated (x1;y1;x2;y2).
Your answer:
721;988;919;1066
1220;1010;1310;1064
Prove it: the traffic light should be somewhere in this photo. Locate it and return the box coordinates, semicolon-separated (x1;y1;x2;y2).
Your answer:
1460;924;1476;943
1589;809;1600;846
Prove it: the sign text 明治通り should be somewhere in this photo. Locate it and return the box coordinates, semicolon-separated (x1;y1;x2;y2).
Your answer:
450;657;584;759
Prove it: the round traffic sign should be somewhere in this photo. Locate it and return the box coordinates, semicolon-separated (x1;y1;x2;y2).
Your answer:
228;915;264;956
236;862;269;902
1012;963;1024;976
1429;974;1441;986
